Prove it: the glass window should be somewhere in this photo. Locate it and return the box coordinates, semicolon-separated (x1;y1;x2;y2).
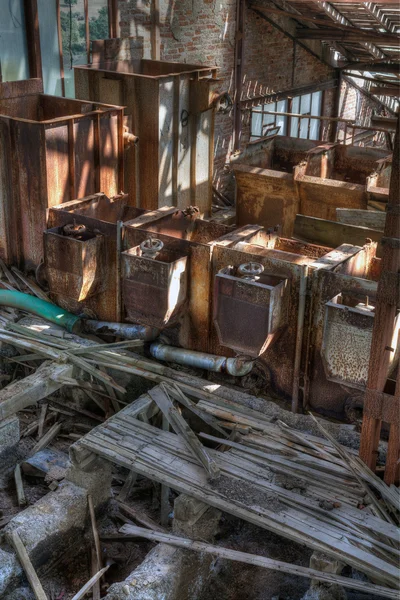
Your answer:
0;0;29;82
310;91;322;140
291;91;322;140
38;0;63;95
250;99;288;140
61;0;87;98
290;96;300;137
299;93;311;139
251;107;262;139
89;0;109;42
276;100;287;136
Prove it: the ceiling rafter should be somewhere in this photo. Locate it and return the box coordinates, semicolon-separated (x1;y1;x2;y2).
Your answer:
312;1;388;59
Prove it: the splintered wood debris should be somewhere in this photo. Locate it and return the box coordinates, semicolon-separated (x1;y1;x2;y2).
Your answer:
77;386;400;593
0;318;399;598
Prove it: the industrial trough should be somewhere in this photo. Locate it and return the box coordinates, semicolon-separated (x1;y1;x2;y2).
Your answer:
232;136;391;238
75;58;223;215
0;79;125;270
42;189;399;419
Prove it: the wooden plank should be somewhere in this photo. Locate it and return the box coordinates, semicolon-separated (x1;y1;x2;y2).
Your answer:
336;208;386;231
70;566;110;600
88;494;102;600
10;530;48;600
294;214;382;249
30;423;62;457
0;361;73;421
148;386;220;481
14;464;27;507
118;501;167;533
78;418;400;585
118;525;399;599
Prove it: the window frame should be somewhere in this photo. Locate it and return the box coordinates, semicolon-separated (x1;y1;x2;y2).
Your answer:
6;0;119;95
250;89;325;142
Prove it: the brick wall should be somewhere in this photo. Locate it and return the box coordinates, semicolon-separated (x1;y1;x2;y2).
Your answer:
118;0;337;195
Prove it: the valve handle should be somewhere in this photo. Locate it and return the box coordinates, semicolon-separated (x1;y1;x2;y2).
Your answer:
237;262;264;278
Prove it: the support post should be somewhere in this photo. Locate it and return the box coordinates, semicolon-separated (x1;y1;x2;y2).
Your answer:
359;115;400;485
233;0;245;151
151;0;161;61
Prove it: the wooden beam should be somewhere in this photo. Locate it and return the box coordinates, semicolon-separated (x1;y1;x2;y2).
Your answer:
295;28;400;45
118;525;399;599
359;115;400;484
341;62;400;75
336;208;386;231
0;361;73;421
108;0;120;38
56;0;65;96
148;386;220;481
370;86;400;97
233;0;245;150
151;0;161;60
24;0;43;80
84;0;90;64
10;531;48;600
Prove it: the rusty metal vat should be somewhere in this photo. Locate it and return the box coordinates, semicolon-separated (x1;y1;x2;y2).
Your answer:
44;225;106;303
0;79;125;269
321;293;400;390
122;239;189;329
74;59;219;215
213;263;289;357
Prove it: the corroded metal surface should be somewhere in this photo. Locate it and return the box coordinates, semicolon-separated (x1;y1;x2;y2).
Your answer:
0;82;125;269
321;295;375;390
122;246;189;329
44;227;106;303
75;60;218;215
213;267;289;357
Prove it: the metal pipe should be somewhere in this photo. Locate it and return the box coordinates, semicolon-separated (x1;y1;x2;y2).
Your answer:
0;290;159;341
84;321;159;341
291;265;309;413
0;290;81;333
150;342;254;376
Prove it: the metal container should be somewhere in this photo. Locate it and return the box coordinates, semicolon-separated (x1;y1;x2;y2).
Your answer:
45;193;146;322
44;226;106;303
122;242;189;328
213;264;289;357
75;59;219;215
321;293;400;390
0;79;124;269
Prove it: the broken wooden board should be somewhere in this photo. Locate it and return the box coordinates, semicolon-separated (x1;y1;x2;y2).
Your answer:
75;391;400;589
118;525;399;599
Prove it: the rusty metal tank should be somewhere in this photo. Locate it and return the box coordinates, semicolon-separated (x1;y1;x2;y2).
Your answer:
213;262;289;357
122;238;189;329
0;79;125;269
321;292;400;390
74;58;220;215
44;224;106;303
